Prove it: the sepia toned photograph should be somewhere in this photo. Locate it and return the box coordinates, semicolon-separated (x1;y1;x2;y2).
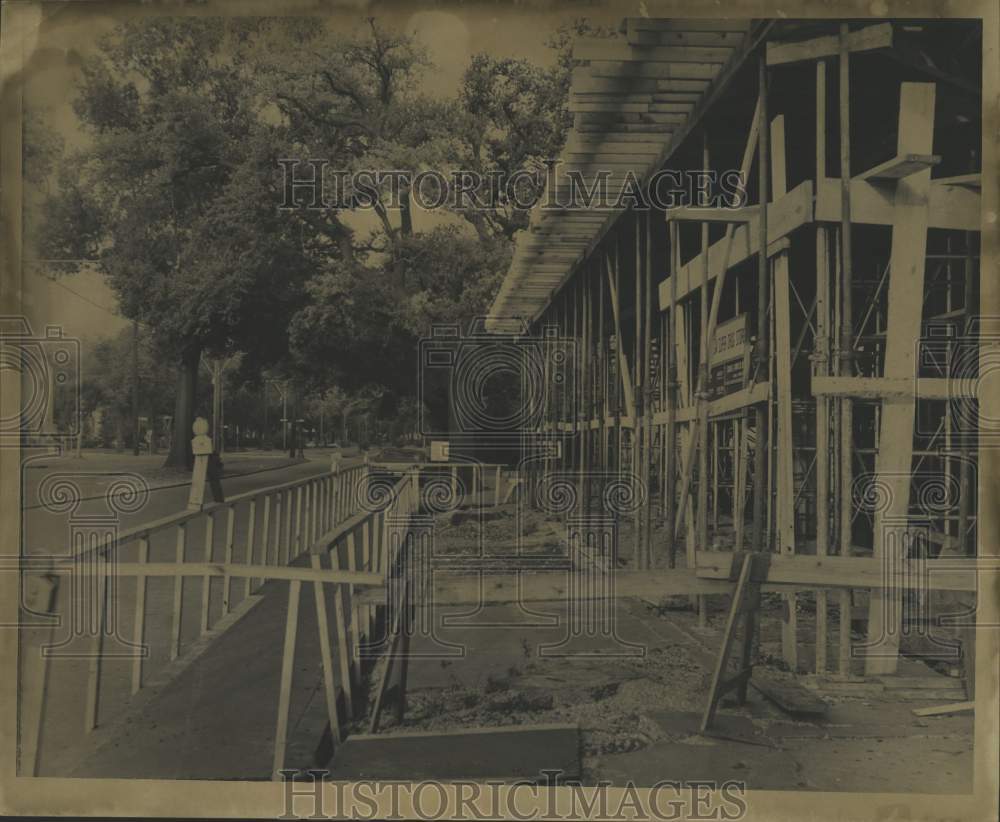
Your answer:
1;1;997;819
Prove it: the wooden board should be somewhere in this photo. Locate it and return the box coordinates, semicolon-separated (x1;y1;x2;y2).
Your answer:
866;82;936;676
766;22;892;66
573;39;735;64
627;29;746;48
858;153;940;182
911;701;974;717
326;724;580;781
696;551;978;592
810;375;977;400
769;112;797;670
814;176;979;231
586;61;720;81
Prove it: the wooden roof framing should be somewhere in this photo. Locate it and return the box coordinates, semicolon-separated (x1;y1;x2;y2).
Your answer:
487;17;767;331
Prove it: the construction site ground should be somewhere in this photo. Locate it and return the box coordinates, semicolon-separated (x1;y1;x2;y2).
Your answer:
359;504;975;793
57;501;974;791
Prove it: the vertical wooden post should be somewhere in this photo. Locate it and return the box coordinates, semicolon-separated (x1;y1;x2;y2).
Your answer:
331;547;354;719
130;536;150;694
598;253;607;479
261;494;273;574
614;243;624;481
304;481;314;552
294;485;304;561
200;511;215;635
958;227;974;555
282;489;294;566
576;266;590;514
837;24;855;673
751;56;770;557
361;520;372;635
222;504;236;614
865;82;935;675
21;574;57;776
244;499;257;600
666;220;678;566
634;214;645;566
572;276;581;508
643;208;655;566
272;579;301;780
171;523;187;660
84;553;108;732
771;113;798;670
346;530;362;686
734;418;746;549
696;132;711;622
310;553;342;743
814;59;831;674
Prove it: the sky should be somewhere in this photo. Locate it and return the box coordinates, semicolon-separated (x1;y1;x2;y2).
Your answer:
16;1;625;343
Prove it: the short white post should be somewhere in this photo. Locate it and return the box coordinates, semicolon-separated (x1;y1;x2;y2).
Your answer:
188;417;213;510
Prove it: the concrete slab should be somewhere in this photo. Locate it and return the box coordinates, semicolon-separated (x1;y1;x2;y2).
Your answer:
327;724;580;781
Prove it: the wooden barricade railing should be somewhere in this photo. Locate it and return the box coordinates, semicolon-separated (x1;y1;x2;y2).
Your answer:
19;458;371;778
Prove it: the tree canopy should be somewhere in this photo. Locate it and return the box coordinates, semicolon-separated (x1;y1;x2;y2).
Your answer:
36;13;588;456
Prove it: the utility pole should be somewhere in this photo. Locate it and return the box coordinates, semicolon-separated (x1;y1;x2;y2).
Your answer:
263;383;269;449
132;320;140;456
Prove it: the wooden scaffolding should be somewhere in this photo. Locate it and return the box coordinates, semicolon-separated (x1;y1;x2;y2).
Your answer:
487;17;984;677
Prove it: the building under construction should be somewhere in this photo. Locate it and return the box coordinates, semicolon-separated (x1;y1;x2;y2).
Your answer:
488;15;984;680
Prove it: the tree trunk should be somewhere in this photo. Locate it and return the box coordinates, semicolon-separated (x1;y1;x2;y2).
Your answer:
163;347;200;469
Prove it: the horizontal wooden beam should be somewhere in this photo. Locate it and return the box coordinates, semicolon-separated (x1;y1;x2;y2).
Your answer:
658;381;770;423
657;180;813;310
911;702;974;717
104;562;384;586
666;205;759;223
811;375;977;400
627;28;746;48
858;153;941;182
573;39;734;64
934;172;980;190
574;112;687;127
815;176;980;231
570;74;660;94
766;22;893;66
696;551;980;592
586;61;719;80
568;101;695;114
